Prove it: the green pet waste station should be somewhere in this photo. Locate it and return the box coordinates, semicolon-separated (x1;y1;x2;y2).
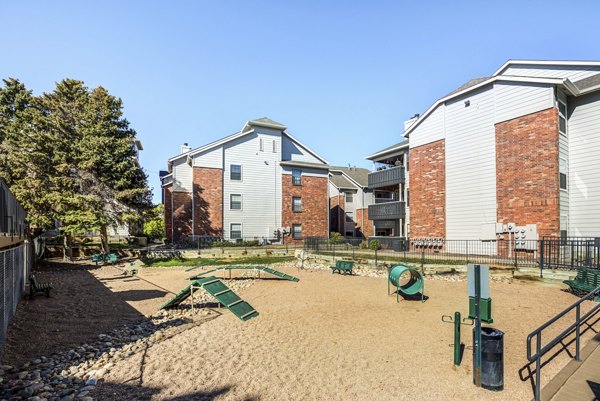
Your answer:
388;265;425;303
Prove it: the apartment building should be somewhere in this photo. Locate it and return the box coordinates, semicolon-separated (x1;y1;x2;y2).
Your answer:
367;60;600;244
328;166;374;239
161;118;329;243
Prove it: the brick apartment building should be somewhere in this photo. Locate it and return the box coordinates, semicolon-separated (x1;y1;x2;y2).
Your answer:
328;166;375;239
160;118;329;243
366;60;600;244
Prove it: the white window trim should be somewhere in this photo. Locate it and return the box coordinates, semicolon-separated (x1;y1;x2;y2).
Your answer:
272;139;277;153
292;169;302;185
292;224;302;239
292;196;302;212
230;193;243;210
230;164;242;181
230;223;242;240
345;191;354;203
259;138;264;152
559;157;568;192
558;99;567;137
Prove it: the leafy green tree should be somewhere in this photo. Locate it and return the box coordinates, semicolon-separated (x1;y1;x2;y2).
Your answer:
144;204;165;240
0;78;152;257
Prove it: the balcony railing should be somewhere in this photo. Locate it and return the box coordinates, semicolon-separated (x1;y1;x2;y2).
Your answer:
368;201;405;220
368;166;405;189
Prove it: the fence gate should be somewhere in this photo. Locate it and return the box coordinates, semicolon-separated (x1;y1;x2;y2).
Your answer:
541;237;600;270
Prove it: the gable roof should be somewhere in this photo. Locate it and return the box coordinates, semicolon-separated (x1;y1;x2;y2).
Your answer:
167;118;327;165
574;73;600;91
492;59;600;77
329;166;370;187
445;77;490;97
365;139;409;161
329;173;355;190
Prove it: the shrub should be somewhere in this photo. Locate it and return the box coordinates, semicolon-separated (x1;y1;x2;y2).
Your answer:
369;239;380;251
328;232;345;244
211;240;260;248
359;242;368;250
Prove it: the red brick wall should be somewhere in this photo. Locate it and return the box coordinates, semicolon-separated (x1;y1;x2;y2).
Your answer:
409;139;446;238
282;175;329;241
172;192;192;241
193;167;223;236
355;208;372;238
164;184;173;241
495;108;560;238
329;194;345;234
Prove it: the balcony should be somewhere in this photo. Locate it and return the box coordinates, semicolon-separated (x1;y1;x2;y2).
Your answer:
368;166;405;189
368;201;405;220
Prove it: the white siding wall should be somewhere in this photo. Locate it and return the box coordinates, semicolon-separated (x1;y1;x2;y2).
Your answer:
282;135;323;163
557;91;569;233
409;104;445;148
568;91;600;237
193;146;223;168
445;85;497;240
222;129;283;239
494;82;554;123
172;158;193;192
500;64;600;81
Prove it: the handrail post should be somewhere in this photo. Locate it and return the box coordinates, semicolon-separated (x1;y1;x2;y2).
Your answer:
575;304;581;362
535;332;541;401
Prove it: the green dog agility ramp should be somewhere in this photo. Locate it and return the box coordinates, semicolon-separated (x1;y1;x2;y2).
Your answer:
160;276;259;321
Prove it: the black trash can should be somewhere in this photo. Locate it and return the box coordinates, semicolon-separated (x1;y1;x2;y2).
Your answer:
474;327;504;391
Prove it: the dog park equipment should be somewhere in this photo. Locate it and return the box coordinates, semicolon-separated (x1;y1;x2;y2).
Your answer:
330;260;354;275
160;276;259;321
467;264;494;323
188;265;299;282
184;259;220;272
387;265;425;303
468;264;504;391
441;311;474;366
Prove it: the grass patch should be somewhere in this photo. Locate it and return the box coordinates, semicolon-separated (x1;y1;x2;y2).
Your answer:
142;255;296;268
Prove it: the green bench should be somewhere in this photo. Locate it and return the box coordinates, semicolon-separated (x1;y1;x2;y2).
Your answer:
29;274;53;299
91;252;118;266
563;268;600;300
330;260;355;275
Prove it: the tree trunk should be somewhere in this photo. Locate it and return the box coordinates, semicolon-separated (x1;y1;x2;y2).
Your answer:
63;233;71;261
100;225;110;254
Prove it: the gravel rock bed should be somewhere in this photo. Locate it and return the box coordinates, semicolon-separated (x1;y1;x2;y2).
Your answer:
0;304;219;401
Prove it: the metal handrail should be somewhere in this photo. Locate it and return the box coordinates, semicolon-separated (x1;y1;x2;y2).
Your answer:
526;284;600;401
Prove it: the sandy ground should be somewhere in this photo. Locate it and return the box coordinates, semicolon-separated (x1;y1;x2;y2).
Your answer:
4;261;597;401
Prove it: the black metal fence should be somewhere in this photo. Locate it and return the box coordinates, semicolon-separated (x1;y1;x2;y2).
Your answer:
169;235;305;253
305;237;541;269
541;237;600;270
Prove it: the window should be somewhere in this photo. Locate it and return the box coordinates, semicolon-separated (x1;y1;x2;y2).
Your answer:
292;196;302;212
345;212;354;223
292;169;302;185
292;224;302;239
345;192;353;203
230;164;242;181
230;194;242;210
230;223;242;240
272;140;277;153
559;158;568;190
259;138;264;151
345;231;354;237
558;100;567;137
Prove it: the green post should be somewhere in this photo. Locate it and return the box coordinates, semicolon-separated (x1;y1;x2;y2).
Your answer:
473;265;482;387
375;248;378;267
352;245;355;260
454;311;461;366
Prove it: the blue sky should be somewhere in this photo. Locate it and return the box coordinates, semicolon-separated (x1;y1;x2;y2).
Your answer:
2;0;600;203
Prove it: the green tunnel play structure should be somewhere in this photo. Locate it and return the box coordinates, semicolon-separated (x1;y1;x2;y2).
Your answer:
388;264;425;303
